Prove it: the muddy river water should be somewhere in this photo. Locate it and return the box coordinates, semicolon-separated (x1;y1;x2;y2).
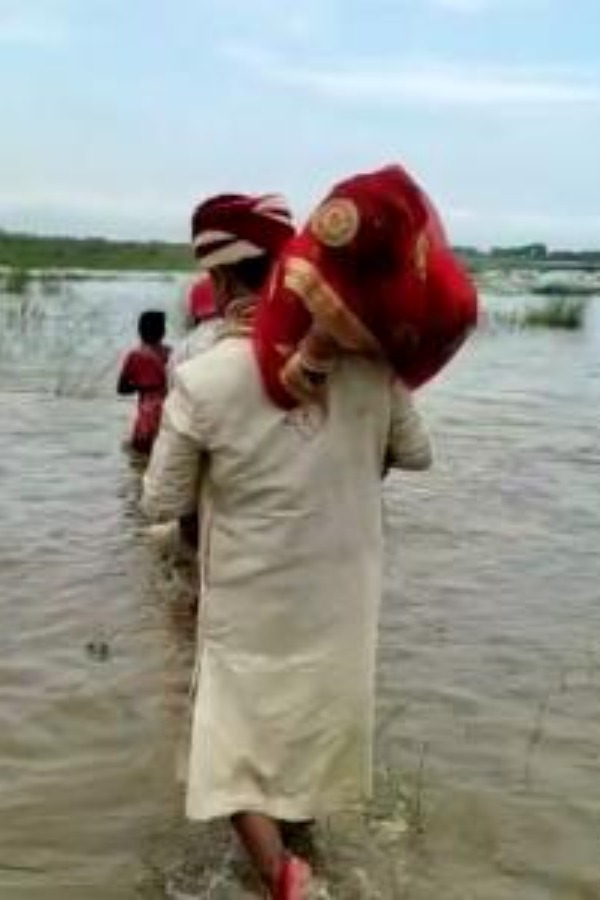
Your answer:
0;276;599;899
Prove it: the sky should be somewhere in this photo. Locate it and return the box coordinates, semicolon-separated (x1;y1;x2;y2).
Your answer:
0;0;598;247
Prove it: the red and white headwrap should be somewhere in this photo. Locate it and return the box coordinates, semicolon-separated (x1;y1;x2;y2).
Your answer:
191;193;295;270
186;276;217;322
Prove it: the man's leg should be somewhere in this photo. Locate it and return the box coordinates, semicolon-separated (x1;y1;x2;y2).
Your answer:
279;819;316;857
231;812;285;890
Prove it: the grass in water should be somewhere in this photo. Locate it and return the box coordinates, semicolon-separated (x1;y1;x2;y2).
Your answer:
3;267;31;294
532;282;598;297
493;297;587;331
522;297;586;330
405;742;429;836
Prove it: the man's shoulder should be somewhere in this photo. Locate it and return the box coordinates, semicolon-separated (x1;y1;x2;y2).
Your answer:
175;337;256;401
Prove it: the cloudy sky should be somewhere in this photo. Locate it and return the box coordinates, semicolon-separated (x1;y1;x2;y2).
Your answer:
1;0;598;246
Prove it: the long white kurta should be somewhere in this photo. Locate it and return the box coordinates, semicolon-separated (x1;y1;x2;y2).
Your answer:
143;335;431;822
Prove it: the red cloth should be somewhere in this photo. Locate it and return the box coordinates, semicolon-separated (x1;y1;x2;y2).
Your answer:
191;193;295;269
120;344;170;453
187;277;217;322
253;164;479;408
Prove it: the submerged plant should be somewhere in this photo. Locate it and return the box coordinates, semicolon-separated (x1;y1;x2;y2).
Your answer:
370;748;430;839
532;282;598;298
38;271;65;296
492;297;587;332
0;290;43;332
3;267;31;294
405;742;429;836
522;297;586;330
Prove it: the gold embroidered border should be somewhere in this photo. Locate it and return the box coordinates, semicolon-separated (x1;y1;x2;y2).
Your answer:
283;257;380;354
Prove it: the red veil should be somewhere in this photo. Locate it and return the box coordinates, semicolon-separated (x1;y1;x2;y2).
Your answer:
253;164;479;408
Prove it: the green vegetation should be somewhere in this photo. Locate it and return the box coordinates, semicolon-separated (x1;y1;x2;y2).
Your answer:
457;243;600;272
0;288;41;330
0;230;193;273
522;297;586;330
531;282;598;297
2;229;600;276
3;267;31;293
496;297;587;331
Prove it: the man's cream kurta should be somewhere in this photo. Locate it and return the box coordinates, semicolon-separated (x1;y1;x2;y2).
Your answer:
143;336;431;822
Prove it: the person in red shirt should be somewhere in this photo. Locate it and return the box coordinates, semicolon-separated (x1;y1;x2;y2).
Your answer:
117;310;171;455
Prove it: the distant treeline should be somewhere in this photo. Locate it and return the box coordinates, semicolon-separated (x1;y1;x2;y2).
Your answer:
0;231;194;272
1;230;599;273
456;242;600;270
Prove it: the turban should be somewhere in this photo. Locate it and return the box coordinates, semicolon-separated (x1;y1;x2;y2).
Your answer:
253;164;479;408
186;276;217;322
191;193;295;270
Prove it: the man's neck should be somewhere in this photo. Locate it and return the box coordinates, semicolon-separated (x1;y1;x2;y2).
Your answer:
220;294;257;338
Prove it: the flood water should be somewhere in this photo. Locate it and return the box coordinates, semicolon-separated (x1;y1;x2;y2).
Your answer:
0;275;599;899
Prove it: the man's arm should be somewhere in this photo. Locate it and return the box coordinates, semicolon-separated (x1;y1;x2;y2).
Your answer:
117;353;137;395
117;373;137;395
142;377;207;522
385;379;432;472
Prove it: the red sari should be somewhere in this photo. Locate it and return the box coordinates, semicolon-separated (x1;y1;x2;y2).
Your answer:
253;164;479;409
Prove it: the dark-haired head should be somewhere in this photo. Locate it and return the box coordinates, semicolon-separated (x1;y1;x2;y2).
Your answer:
138;310;166;345
210;254;275;312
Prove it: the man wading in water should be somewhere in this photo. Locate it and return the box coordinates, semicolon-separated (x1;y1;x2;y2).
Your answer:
142;190;432;898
